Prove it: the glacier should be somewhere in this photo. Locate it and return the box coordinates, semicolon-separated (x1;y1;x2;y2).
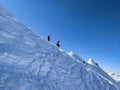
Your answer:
0;3;120;90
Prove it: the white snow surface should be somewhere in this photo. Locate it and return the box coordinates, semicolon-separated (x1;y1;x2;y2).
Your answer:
87;58;99;66
108;72;120;82
0;4;120;90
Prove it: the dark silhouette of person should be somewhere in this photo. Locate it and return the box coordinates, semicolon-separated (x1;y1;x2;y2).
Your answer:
47;34;50;41
56;40;60;47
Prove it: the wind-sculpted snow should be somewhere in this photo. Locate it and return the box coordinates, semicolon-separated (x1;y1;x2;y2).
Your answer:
0;4;119;90
108;72;120;83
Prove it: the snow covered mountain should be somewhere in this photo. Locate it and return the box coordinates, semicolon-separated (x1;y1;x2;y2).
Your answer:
108;72;120;82
0;3;120;90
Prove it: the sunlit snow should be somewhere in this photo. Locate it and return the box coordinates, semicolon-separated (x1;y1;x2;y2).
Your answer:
0;3;119;90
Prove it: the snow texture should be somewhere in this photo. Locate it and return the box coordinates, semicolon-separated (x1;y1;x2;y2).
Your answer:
108;72;120;82
0;3;120;90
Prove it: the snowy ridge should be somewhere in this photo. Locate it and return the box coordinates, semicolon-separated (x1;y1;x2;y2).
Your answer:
0;3;120;90
68;52;120;89
87;58;98;66
68;51;84;63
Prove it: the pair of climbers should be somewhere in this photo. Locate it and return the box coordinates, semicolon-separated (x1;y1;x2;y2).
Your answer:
47;34;60;47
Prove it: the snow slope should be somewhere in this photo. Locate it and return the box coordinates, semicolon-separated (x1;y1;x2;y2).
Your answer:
108;72;120;82
68;52;120;90
0;3;119;90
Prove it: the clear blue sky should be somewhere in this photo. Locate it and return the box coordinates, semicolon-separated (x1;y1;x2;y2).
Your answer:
0;0;120;72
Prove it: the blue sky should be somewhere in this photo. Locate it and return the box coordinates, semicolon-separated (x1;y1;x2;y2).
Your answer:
0;0;120;72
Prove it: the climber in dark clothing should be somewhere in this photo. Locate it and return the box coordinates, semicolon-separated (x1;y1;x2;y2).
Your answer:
56;40;60;47
47;34;50;41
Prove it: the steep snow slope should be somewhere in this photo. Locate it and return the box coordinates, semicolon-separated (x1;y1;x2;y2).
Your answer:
68;52;120;90
108;72;120;82
0;4;119;90
68;51;84;63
